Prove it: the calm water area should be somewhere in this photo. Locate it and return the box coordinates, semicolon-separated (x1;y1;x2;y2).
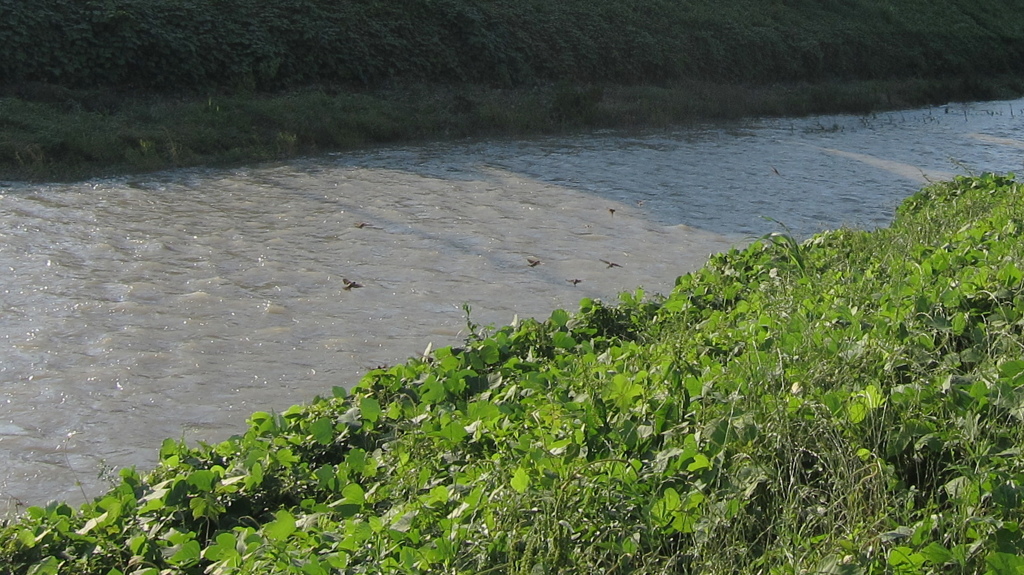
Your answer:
1;97;1023;511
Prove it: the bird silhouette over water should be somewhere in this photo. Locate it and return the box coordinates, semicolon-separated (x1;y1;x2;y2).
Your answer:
600;259;622;268
567;278;583;286
608;208;616;217
342;278;363;290
354;222;376;229
526;257;542;267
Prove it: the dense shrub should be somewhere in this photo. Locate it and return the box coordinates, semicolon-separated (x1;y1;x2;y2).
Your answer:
2;0;1024;92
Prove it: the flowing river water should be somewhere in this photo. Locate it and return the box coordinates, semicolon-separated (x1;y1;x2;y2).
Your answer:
1;97;1023;511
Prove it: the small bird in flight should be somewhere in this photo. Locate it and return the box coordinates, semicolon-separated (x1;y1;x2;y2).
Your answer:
567;278;583;286
342;278;363;290
771;166;781;176
608;208;616;217
526;257;542;267
600;259;622;268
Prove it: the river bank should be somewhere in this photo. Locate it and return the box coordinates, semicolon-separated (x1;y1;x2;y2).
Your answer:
2;172;1022;574
2;97;1022;513
4;75;1024;182
6;0;1024;181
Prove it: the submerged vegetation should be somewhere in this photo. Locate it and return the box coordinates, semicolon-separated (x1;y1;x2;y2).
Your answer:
3;0;1024;180
2;173;1023;573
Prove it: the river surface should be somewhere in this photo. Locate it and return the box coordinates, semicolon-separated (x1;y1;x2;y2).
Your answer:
1;97;1023;512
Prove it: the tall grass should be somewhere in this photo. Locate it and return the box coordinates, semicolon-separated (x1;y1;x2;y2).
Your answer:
4;76;1024;182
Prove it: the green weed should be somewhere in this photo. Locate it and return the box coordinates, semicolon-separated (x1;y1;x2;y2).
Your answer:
1;174;1022;573
5;76;1024;182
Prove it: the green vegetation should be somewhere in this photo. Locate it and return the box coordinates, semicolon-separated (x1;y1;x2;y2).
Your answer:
4;0;1024;180
8;77;1023;182
4;1;1024;569
3;173;1023;573
5;0;1024;90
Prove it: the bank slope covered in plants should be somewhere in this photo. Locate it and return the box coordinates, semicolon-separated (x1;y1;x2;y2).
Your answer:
4;0;1024;90
2;173;1024;573
4;0;1024;180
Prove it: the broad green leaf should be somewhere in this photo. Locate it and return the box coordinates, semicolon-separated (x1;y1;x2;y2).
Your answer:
202;532;240;562
248;411;275;434
391;510;418;533
26;556;60;575
687;453;711;472
343;483;365;505
245;462;264;490
478;340;500;364
189;496;223;520
652;488;681;525
464;484;485;510
437;420;468;444
919;542;953;565
999;360;1024;385
944;476;981;505
511;467;530;493
848;401;868;424
264;510;297;542
273;447;300;466
427;485;449;505
466;400;502;423
549;309;570;327
166;540;202;567
309;417;335;444
360;397;382;424
986;552;1024;575
346;448;367;474
887;546;924;574
862;384;885;409
16;529;36;548
606;373;643;409
418;375;447;404
186;469;217;491
552;331;576;349
76;511;109;536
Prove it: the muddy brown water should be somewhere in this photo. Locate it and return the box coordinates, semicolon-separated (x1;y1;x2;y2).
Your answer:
1;97;1022;511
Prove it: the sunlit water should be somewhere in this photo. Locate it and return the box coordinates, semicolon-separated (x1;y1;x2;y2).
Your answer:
1;97;1022;511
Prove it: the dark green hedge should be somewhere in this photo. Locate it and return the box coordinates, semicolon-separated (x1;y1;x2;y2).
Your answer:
2;0;1024;91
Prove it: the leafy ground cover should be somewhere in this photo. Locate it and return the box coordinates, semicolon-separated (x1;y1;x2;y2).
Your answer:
1;173;1023;573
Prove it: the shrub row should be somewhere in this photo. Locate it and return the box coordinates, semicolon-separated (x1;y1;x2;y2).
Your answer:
2;0;1024;92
